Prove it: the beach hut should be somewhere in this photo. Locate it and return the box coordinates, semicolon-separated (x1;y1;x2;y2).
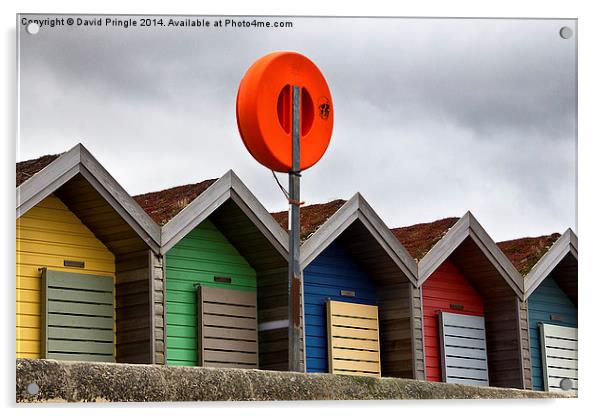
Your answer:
134;171;290;370
16;144;161;364
395;212;530;388
500;230;578;392
272;195;423;378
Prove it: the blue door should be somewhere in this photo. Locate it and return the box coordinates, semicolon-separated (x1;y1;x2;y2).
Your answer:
528;277;577;391
303;241;378;373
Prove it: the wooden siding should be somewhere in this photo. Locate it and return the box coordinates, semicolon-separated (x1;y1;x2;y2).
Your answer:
374;280;422;379
16;194;115;359
412;286;426;380
257;267;290;370
528;277;578;391
484;295;524;388
303;241;378;373
197;286;258;368
151;253;166;364
422;260;485;382
327;300;380;377
165;218;257;366
41;269;114;362
114;250;151;363
518;299;532;389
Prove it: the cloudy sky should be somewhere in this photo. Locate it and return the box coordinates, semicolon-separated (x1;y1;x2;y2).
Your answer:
17;15;577;241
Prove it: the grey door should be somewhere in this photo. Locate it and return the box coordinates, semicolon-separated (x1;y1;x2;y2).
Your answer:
197;285;258;368
439;311;488;385
41;268;114;362
539;323;578;392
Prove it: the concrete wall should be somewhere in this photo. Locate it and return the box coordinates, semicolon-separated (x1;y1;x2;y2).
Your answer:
16;359;571;403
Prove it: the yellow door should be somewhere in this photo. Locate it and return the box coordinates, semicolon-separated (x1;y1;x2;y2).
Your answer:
16;194;115;358
326;300;380;377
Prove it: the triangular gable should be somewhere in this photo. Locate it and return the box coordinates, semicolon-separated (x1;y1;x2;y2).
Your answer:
159;170;288;260
300;193;418;285
524;228;578;302
16;143;161;253
418;211;524;298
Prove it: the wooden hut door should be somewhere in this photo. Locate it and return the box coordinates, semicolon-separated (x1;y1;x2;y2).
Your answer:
197;285;258;368
326;300;381;377
438;312;489;385
539;323;578;392
41;268;114;362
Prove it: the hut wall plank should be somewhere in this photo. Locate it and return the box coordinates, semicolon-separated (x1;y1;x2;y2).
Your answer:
411;285;426;380
484;295;524;388
151;253;166;364
376;280;415;379
257;267;289;371
115;249;151;364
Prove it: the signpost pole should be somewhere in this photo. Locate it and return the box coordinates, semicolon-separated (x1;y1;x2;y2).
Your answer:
237;53;331;373
288;85;303;372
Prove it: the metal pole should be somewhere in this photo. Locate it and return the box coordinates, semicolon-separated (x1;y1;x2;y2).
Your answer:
288;85;302;372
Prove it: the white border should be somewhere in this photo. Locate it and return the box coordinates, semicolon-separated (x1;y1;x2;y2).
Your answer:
3;1;600;414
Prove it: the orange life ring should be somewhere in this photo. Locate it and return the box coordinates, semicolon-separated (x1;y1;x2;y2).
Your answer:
236;51;334;172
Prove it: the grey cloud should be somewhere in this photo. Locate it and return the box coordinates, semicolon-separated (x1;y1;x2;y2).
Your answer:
18;15;576;240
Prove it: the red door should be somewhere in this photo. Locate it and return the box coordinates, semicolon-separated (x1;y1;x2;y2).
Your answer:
422;260;485;382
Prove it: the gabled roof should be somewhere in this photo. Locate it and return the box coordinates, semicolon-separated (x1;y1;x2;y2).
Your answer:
391;217;460;261
16;143;161;253
17;153;61;186
418;211;524;298
300;193;418;285
134;179;217;225
497;233;562;276
271;199;347;241
524;228;578;302
154;170;289;262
